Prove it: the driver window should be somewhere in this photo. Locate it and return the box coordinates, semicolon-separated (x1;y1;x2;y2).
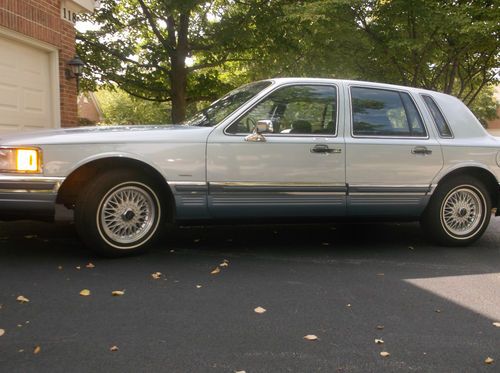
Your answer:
226;84;337;135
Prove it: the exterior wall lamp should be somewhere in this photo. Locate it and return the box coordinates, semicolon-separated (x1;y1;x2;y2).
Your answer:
66;55;85;92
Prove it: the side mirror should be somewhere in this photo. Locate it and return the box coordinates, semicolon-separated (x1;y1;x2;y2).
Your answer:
245;119;273;142
256;120;273;134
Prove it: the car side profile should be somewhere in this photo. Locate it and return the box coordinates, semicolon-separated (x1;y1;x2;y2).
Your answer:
0;78;499;256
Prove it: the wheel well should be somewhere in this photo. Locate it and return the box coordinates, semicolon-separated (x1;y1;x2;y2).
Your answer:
57;157;175;220
436;167;499;208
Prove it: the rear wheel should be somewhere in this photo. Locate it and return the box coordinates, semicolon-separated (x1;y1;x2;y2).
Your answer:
75;169;164;256
421;176;491;246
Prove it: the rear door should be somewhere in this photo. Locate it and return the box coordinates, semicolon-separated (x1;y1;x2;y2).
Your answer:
345;84;443;216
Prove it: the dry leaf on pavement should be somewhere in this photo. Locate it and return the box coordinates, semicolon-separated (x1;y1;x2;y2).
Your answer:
110;346;119;352
33;346;41;354
151;272;162;279
211;267;221;275
375;339;384;344
219;262;229;267
380;352;390;357
79;289;91;296
303;334;319;341
254;307;267;314
16;295;29;303
112;290;125;296
485;357;494;364
376;325;385;330
86;263;95;268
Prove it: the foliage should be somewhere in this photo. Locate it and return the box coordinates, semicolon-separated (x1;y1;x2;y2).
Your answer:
95;89;171;125
469;86;499;127
78;0;500;124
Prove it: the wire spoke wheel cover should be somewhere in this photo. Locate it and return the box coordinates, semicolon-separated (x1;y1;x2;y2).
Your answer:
97;182;160;248
440;185;485;239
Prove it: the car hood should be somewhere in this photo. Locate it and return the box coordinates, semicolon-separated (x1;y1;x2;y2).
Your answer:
0;125;214;145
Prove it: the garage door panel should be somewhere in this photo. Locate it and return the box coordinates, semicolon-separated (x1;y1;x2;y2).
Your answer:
0;36;54;133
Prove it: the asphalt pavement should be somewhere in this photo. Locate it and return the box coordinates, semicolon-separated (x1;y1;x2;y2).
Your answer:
1;216;500;372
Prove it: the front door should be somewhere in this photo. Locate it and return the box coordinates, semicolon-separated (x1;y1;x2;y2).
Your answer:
206;83;346;218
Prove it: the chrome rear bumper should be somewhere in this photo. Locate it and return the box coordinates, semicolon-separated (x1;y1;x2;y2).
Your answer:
0;175;64;221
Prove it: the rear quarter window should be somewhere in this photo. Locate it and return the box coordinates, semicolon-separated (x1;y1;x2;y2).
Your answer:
421;95;453;138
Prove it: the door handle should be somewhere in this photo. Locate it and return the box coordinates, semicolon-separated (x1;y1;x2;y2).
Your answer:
411;146;432;155
311;144;341;154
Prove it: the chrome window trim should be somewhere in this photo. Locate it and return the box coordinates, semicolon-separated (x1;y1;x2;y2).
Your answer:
348;85;430;140
222;82;340;138
420;94;455;139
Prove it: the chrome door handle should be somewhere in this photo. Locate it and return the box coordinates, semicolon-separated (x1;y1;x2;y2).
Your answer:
311;145;341;154
411;146;432;155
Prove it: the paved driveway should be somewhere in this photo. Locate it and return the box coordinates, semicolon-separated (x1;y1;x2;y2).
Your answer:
0;218;499;372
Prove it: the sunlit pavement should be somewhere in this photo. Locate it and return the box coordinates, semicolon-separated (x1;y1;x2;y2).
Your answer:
1;216;500;372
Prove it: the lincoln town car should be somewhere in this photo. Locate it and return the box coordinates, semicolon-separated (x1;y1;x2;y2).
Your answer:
1;78;499;256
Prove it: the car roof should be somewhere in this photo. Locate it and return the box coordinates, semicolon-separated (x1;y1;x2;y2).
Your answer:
268;77;446;98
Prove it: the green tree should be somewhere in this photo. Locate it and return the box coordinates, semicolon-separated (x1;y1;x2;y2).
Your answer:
77;0;283;122
95;88;171;124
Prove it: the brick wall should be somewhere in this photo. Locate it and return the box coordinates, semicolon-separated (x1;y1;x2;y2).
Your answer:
0;0;78;127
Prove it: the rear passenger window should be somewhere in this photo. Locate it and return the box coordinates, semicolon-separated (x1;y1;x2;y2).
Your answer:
351;87;426;137
422;95;453;138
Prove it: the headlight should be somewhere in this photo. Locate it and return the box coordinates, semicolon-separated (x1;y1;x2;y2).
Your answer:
0;147;42;173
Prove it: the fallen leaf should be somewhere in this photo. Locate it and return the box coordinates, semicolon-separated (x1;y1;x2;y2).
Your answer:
0;329;5;337
485;357;494;364
79;289;91;296
380;351;390;358
151;272;162;280
303;334;319;341
33;346;41;354
493;322;500;327
211;267;221;275
376;325;385;330
196;285;202;289
254;306;267;314
219;262;229;268
112;290;125;296
16;295;29;303
110;345;119;352
86;263;95;268
375;339;384;344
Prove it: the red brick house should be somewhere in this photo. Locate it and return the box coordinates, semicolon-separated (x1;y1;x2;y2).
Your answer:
0;0;96;133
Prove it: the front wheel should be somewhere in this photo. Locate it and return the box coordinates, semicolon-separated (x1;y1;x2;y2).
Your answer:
75;169;164;257
421;176;491;246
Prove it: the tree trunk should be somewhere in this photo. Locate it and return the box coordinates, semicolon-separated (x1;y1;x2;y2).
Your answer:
170;55;187;123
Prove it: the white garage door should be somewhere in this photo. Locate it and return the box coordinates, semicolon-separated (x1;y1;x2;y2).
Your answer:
0;35;55;133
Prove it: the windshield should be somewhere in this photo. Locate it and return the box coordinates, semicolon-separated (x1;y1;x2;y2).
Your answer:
182;81;272;127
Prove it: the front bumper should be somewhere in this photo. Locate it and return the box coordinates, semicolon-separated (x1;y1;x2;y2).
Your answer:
0;175;64;221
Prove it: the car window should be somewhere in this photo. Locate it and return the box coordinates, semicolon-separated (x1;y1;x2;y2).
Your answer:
226;85;337;135
421;95;453;138
351;87;426;137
